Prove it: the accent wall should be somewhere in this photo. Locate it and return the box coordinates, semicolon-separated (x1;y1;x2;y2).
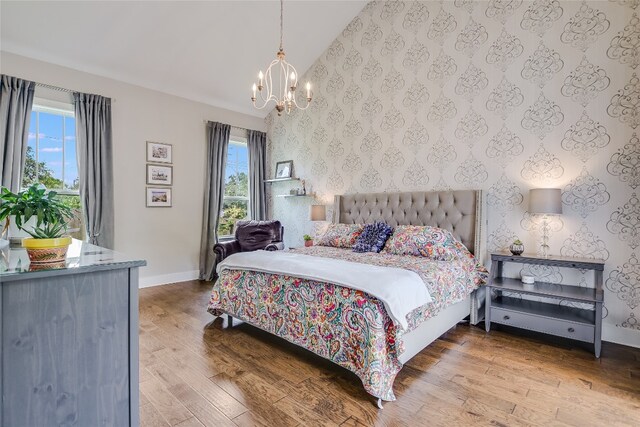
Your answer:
265;0;639;346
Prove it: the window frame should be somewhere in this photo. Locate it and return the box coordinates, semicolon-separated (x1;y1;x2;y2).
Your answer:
25;103;84;239
28;103;79;195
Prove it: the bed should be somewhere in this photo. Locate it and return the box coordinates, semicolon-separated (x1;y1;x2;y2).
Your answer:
208;190;487;407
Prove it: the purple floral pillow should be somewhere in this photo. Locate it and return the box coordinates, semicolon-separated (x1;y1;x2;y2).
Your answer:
353;222;394;253
382;225;474;262
316;223;364;248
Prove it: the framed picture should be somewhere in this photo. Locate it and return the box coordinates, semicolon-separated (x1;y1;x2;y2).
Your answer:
146;187;172;207
275;160;293;179
147;141;172;164
146;164;173;185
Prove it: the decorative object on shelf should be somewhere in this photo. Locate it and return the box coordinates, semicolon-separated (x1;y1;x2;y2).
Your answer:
521;274;535;289
146;164;173;186
275;160;293;179
521;275;535;284
303;234;313;247
301;179;307;195
0;185;73;262
146;141;172;164
251;0;312;116
146;187;172;207
509;239;524;255
529;188;562;258
289;189;297;195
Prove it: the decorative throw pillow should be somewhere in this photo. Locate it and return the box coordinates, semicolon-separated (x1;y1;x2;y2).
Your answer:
316;223;364;248
353;222;394;253
382;225;472;262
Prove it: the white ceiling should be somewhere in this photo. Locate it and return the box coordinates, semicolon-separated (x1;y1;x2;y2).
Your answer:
0;1;366;118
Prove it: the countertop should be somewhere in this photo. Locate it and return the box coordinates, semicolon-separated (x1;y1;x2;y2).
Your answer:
0;238;146;282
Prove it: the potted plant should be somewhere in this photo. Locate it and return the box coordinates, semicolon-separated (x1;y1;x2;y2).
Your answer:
303;234;313;247
0;185;74;263
510;239;524;256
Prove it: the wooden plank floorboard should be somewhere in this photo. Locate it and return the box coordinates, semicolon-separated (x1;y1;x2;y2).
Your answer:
140;281;640;427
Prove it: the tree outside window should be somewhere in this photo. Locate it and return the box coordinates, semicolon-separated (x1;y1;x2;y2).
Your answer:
218;141;250;237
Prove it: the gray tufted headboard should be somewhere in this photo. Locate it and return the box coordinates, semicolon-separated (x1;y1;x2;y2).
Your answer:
333;190;485;258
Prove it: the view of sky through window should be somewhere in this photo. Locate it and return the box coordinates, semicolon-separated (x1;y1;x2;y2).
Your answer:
25;108;79;191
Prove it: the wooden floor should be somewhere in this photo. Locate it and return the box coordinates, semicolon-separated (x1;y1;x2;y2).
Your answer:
139;280;640;427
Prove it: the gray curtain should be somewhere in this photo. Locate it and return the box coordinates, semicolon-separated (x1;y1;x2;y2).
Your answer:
247;129;267;220
199;121;230;281
73;92;114;249
0;75;35;191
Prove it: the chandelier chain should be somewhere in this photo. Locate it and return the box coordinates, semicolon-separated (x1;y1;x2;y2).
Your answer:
279;0;284;51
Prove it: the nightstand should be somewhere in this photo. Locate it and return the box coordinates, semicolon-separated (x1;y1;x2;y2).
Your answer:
485;252;605;357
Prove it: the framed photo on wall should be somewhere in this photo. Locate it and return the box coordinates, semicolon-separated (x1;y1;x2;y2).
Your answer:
275;160;293;179
147;141;172;164
146;164;173;185
146;187;172;207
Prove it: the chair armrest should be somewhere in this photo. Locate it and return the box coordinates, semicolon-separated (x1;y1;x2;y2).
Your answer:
213;240;241;264
264;242;285;251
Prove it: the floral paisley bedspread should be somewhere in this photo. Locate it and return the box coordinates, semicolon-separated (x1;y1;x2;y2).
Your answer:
208;246;487;401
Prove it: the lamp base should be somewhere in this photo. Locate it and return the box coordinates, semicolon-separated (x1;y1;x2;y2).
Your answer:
540;243;550;258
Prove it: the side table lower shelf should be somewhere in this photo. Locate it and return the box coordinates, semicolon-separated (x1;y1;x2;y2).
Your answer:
489;296;596;343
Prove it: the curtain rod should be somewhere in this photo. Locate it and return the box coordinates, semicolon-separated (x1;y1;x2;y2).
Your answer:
35;81;116;102
201;120;250;133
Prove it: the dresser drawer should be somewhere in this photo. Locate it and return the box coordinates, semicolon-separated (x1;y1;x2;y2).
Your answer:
490;306;595;343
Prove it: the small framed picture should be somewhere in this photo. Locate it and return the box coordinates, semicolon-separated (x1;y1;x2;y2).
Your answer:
275;160;293;179
147;164;173;185
147;141;172;164
146;187;172;207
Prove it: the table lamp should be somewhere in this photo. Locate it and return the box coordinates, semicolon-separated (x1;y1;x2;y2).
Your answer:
309;205;326;222
529;188;562;258
309;205;327;244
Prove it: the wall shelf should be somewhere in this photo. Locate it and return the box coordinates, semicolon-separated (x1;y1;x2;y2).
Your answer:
275;194;314;198
264;177;300;183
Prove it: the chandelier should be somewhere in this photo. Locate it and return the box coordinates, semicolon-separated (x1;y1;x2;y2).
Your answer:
251;0;312;116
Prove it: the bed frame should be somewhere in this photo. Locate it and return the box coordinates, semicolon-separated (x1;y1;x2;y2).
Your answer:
229;190;486;408
335;190;486;407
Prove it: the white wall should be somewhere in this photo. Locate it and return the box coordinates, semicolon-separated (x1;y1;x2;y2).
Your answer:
1;51;266;287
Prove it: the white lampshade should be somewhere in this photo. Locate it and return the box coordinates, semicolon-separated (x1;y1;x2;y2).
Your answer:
309;205;326;221
529;188;562;215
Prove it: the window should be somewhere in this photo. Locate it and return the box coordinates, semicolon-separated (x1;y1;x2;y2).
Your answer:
24;105;83;239
218;139;250;237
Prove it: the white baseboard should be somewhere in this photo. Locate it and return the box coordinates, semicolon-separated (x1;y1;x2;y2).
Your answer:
603;324;640;349
139;270;200;288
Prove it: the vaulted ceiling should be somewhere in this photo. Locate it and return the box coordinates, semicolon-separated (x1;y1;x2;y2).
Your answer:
0;1;366;117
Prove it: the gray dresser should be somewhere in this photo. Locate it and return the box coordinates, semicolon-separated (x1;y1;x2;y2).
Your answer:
0;240;146;426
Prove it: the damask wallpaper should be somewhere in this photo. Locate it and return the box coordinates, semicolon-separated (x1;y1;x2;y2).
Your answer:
265;0;640;346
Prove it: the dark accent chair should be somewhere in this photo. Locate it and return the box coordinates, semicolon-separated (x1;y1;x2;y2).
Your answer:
212;220;285;279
